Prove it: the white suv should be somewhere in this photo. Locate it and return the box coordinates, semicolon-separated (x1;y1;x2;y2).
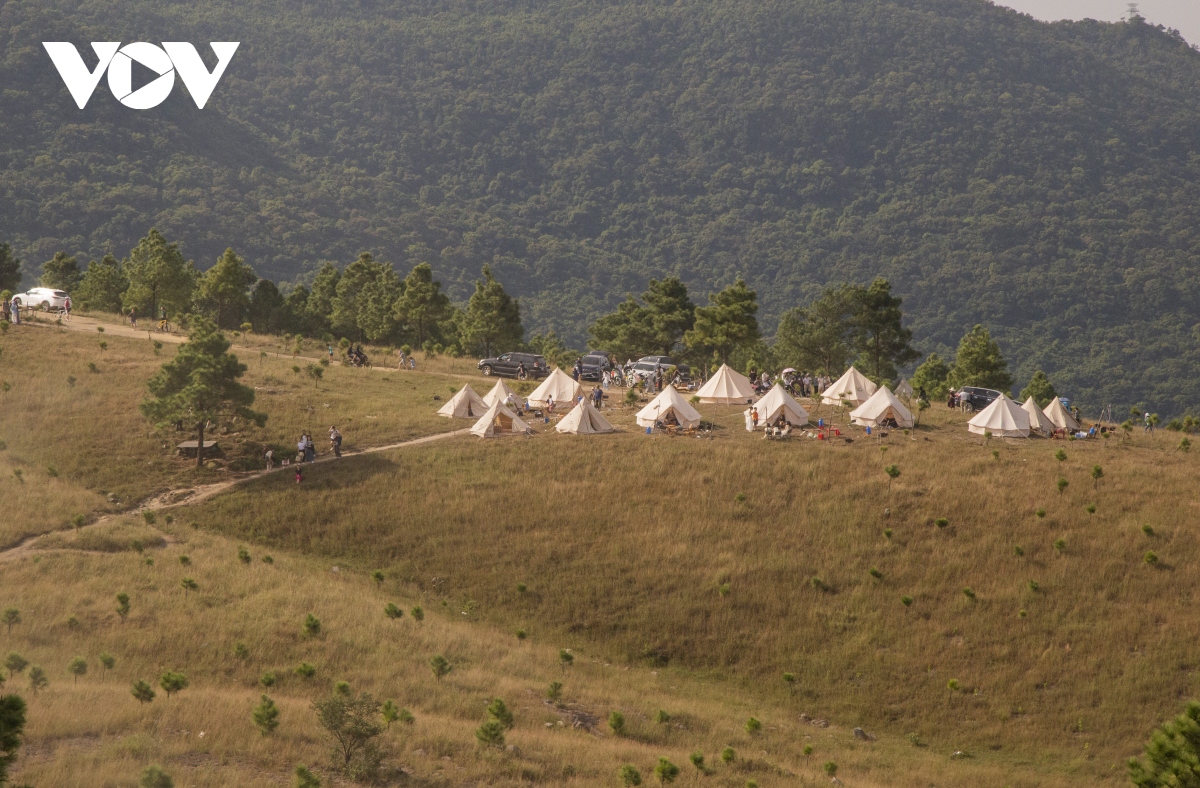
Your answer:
12;287;70;311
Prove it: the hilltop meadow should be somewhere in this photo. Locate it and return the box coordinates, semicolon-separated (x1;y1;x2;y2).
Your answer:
0;319;1196;786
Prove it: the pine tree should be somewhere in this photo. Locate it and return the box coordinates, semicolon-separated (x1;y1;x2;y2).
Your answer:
0;242;21;293
40;251;82;291
642;276;696;355
948;325;1012;391
850;278;919;383
772;285;857;374
461;265;523;357
911;353;952;400
253;694;281;735
75;254;128;312
589;296;658;361
305;262;342;334
0;694;26;785
330;253;399;342
122;229;196;320
196;248;257;329
141;318;266;467
393;262;451;347
1128;701;1200;788
247;279;286;333
685;278;760;365
1020;370;1058;407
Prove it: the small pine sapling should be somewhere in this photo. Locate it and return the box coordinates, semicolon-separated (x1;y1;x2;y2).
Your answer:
253;694;280;735
429;655;451;682
131;679;156;703
159;671;188;698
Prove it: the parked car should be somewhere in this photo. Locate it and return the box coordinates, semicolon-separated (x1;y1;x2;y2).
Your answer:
579;353;612;381
625;360;678;387
636;355;691;377
956;386;1003;412
478;352;547;379
11;287;69;311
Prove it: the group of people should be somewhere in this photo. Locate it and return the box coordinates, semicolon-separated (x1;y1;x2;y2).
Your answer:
2;297;21;324
276;426;343;469
774;370;834;399
396;349;417;370
345;344;370;367
745;406;794;438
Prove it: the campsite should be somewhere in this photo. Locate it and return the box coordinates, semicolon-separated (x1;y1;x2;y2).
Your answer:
0;316;1196;787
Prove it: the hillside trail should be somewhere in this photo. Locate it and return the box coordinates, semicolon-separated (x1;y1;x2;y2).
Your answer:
0;428;469;565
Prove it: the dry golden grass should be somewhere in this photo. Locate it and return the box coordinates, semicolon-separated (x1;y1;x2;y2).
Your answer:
4;516;1104;788
188;403;1200;784
2;323;1196;786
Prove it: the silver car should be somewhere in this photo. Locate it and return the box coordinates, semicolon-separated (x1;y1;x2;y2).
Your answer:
12;287;69;311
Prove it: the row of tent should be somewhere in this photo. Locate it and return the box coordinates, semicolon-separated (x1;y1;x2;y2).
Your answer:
437;377;615;437
439;363;1081;439
696;363;1082;437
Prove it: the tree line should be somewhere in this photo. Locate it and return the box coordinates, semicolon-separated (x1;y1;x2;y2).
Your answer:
11;229;525;360
16;227;1060;401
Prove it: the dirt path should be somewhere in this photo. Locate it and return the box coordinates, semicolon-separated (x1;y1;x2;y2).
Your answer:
0;428;469;564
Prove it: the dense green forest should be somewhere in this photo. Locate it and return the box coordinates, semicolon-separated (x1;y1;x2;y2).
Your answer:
3;0;1200;411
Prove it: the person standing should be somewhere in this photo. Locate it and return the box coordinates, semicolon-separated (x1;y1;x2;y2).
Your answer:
63;295;72;321
264;446;274;470
297;434;307;463
329;426;342;458
572;358;582;381
305;433;316;463
128;306;137;327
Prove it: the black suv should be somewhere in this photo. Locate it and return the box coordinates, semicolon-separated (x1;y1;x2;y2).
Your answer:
956;386;1003;412
579;353;613;381
478;352;547;379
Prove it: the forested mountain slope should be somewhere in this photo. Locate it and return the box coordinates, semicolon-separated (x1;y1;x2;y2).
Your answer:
4;0;1200;410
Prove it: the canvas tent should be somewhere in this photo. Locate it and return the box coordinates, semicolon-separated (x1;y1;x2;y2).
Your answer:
895;378;914;400
821;366;878;406
967;394;1030;438
470;400;531;438
526;367;582;408
748;383;809;429
850;387;914;429
636;386;702;429
696;364;756;404
556;400;615;435
437;384;487;419
1042;397;1079;432
482;379;519;408
1022;396;1056;435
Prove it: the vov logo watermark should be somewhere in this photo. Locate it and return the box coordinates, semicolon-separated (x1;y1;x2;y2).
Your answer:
42;42;239;109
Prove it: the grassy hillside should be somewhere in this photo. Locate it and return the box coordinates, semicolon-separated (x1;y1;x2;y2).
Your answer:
0;324;1195;785
190;402;1200;774
5;0;1200;410
0;314;463;545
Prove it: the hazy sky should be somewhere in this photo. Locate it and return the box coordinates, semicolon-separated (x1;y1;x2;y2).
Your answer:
992;0;1200;45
